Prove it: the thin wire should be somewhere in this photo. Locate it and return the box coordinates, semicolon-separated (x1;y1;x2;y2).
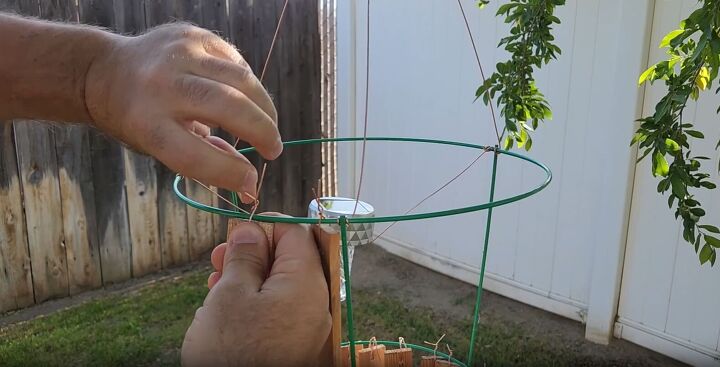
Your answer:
190;178;250;214
457;0;501;146
352;0;371;216
234;0;290;149
372;149;491;242
225;0;289;214
260;0;290;82
247;163;267;222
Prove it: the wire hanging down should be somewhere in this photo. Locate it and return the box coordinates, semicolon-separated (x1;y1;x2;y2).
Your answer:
194;0;290;214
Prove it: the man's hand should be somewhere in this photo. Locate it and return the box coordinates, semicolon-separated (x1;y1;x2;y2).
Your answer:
182;221;331;367
86;24;282;198
0;15;281;197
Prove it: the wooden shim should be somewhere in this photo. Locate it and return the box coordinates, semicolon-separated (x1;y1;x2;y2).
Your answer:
341;344;364;367
384;347;413;367
55;124;102;294
0;122;34;312
357;344;386;367
14;121;68;303
420;356;438;367
314;225;342;367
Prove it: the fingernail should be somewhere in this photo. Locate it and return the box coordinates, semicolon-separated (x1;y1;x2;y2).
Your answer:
228;226;263;246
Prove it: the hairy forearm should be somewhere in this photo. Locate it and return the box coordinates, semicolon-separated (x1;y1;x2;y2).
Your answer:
0;13;117;123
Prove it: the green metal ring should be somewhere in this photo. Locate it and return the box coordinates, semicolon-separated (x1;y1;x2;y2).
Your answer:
173;137;552;224
340;340;466;366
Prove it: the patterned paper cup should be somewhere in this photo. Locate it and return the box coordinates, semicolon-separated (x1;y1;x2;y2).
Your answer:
308;197;375;301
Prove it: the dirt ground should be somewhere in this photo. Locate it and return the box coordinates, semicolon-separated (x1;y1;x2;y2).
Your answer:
352;245;685;367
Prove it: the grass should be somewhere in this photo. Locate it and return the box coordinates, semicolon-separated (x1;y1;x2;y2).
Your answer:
0;267;611;366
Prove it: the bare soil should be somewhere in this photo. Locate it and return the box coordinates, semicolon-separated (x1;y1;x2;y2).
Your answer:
352;245;685;367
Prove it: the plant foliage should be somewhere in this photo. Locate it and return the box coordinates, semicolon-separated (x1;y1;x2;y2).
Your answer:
476;0;565;151
635;1;720;266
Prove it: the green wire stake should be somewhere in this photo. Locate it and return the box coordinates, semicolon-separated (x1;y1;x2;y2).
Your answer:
467;147;499;365
339;216;357;367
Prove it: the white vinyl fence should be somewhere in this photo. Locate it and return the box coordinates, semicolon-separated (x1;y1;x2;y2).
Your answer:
336;1;720;365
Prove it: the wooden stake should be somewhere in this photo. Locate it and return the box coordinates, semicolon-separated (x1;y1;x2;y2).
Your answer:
314;224;343;367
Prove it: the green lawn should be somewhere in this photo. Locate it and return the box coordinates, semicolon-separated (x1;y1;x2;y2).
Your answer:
0;266;624;366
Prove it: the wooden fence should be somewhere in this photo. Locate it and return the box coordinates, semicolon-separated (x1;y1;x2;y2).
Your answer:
0;0;326;312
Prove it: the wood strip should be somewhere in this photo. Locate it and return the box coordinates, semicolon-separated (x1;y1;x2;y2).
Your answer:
341;344;364;367
384;347;413;367
420;356;439;367
357;344;386;367
0;122;34;312
314;225;342;367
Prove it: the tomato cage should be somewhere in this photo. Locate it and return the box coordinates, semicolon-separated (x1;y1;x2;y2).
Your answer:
174;137;552;367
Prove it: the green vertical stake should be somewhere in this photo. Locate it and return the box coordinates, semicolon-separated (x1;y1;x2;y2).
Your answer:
467;147;499;365
340;217;357;367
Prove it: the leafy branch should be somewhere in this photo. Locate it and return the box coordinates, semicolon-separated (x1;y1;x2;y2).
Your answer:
476;0;565;151
635;1;720;266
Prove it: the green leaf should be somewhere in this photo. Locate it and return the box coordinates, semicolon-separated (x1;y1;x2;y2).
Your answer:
686;130;705;139
691;208;706;217
660;29;684;48
653;151;670;177
705;235;720;248
695;235;702;252
700;181;717;189
664;138;681;152
700;244;713;264
503;135;513;150
700;225;720;233
638;65;656;85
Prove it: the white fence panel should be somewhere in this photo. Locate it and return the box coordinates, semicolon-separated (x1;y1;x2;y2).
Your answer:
337;0;648;324
617;1;720;365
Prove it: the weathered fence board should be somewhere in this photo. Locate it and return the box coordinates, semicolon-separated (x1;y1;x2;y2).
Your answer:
41;0;105;295
0;123;34;312
144;0;190;270
0;0;323;312
76;0;134;283
14;121;69;303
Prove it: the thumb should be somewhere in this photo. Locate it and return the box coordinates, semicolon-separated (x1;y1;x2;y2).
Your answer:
221;222;270;292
